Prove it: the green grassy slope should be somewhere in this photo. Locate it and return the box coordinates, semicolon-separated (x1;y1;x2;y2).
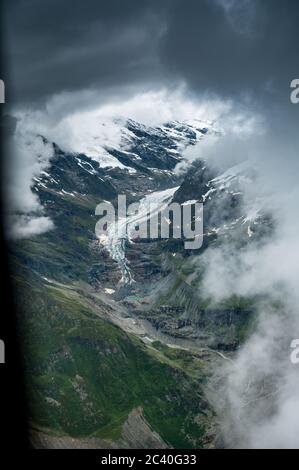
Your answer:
15;271;213;448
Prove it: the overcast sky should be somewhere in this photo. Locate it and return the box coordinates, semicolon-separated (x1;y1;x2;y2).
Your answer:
3;0;299;118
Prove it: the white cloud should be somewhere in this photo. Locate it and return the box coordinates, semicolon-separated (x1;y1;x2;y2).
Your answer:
8;215;54;240
44;85;231;127
6;116;54;214
196;132;299;449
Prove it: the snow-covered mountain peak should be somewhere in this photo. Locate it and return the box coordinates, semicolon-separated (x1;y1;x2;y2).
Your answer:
54;116;211;175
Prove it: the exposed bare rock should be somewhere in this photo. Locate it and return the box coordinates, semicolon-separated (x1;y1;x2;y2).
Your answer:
31;407;168;449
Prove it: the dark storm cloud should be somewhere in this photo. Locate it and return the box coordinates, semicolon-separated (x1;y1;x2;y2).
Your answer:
159;0;299;105
3;0;171;104
4;0;299;116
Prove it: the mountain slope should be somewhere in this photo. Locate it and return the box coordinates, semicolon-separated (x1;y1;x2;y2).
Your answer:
15;268;215;448
10;116;271;448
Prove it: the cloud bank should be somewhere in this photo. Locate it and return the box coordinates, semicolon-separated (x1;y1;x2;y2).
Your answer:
193;134;299;449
